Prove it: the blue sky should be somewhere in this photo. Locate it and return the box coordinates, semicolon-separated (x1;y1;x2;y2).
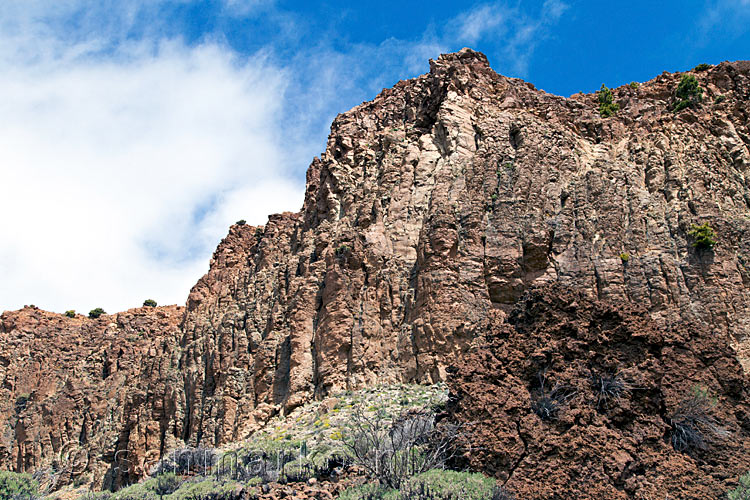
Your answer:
1;0;748;313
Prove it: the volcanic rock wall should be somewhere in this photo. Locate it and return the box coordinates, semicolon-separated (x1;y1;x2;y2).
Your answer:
448;284;750;499
177;49;750;449
1;49;750;491
0;306;184;489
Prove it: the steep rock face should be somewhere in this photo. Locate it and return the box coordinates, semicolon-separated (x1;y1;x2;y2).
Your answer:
0;306;184;490
448;284;750;499
178;50;750;450
1;50;750;490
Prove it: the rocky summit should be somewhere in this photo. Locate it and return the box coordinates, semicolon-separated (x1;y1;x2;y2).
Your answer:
1;49;750;498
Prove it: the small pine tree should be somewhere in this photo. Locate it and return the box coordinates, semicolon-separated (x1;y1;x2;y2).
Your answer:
335;244;352;257
143;299;157;307
598;84;620;117
89;307;106;319
673;74;703;112
64;310;76;318
688;223;717;250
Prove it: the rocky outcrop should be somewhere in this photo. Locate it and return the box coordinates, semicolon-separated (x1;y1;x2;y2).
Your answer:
1;49;750;491
448;284;750;499
0;306;183;490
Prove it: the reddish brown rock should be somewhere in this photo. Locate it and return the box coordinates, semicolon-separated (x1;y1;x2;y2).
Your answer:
447;284;750;499
0;305;183;489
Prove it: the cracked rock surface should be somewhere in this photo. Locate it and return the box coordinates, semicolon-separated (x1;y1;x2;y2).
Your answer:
448;284;750;499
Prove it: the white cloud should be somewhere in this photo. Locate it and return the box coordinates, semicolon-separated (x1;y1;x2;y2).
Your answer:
699;0;750;39
453;1;568;77
0;33;304;314
542;0;569;22
456;5;507;44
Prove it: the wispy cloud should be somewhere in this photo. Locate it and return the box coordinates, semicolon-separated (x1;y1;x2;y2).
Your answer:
221;0;276;16
451;1;568;76
698;0;750;40
456;5;508;44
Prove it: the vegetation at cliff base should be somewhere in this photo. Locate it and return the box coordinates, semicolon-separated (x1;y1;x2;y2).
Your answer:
0;471;38;500
339;470;513;500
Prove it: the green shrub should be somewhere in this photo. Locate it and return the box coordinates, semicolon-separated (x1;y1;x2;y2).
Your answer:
81;491;113;500
89;307;106;319
693;63;712;72
338;470;510;500
143;299;157;307
673;74;703;111
64;310;76;318
629;81;639;89
168;478;240;500
688;222;717;250
112;480;158;500
619;253;630;263
728;471;750;500
338;482;394;500
715;95;726;104
154;473;181;498
0;471;39;500
236;220;246;226
597;84;620;117
400;470;499;499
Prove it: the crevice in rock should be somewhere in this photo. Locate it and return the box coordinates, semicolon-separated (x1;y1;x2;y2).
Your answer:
503;419;528;487
272;336;291;405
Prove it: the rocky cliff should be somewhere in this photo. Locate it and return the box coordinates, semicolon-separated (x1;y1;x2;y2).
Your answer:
0;306;184;490
1;49;750;493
